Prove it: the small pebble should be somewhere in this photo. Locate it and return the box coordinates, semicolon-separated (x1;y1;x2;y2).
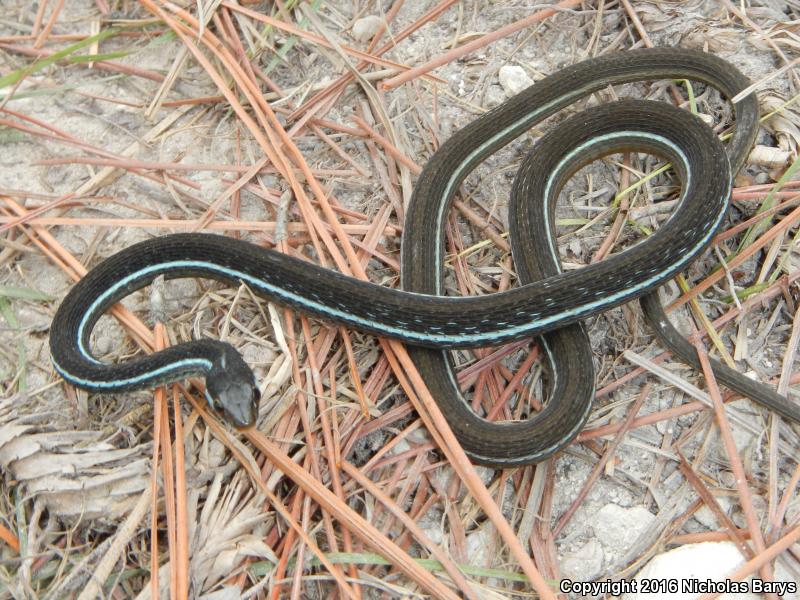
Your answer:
560;539;604;580
352;15;383;42
592;503;656;550
694;495;732;529
498;65;533;97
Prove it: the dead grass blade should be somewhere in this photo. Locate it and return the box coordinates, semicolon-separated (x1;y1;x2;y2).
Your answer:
171;386;190;599
187;395;359;600
242;428;457;599
75;484;153;600
668;203;800;310
341;461;481;600
221;1;439;81
384;340;556;599
677;454;753;559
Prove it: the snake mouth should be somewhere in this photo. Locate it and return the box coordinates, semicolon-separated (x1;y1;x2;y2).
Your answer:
232;421;256;432
220;396;258;430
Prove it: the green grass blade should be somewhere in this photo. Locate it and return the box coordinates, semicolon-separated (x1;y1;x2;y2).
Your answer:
737;155;800;252
0;297;26;391
0;285;52;301
68;51;130;63
0;27;121;89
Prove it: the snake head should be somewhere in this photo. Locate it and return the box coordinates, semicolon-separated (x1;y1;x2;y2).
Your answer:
204;348;260;429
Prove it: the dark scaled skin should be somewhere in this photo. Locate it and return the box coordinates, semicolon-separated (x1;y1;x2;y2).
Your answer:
51;50;795;467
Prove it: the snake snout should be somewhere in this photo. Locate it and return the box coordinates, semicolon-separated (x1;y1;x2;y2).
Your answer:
205;348;260;428
219;380;260;429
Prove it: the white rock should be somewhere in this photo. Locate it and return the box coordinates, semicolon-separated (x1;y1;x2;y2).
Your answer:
694;495;732;529
387;438;410;456
498;65;533;97
352;15;383;42
560;539;604;581
592;504;656;550
622;541;757;600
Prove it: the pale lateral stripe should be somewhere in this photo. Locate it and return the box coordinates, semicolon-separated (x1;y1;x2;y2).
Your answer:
70;126;723;394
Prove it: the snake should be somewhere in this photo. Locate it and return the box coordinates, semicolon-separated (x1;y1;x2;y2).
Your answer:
49;48;800;467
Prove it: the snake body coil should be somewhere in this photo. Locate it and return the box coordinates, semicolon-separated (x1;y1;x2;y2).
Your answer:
50;48;800;467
